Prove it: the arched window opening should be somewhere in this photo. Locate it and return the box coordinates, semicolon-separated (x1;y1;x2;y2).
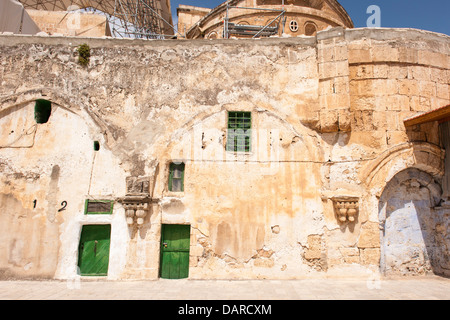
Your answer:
208;32;218;39
34;99;52;124
305;22;317;36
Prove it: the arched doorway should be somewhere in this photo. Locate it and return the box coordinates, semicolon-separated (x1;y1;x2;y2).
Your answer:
378;168;443;276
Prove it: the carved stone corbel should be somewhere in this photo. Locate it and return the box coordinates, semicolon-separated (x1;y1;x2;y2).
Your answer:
118;169;159;228
125;203;136;225
122;199;150;227
135;202;148;225
332;197;359;223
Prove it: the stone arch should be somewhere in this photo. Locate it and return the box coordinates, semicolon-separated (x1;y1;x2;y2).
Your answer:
0;88;127;280
361;142;445;197
157;105;326;266
379;168;442;218
1;88;78;114
378;168;444;276
0;88;113;145
207;31;219;39
162;104;319;164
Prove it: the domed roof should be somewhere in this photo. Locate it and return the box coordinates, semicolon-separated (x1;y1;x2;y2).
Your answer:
183;0;353;39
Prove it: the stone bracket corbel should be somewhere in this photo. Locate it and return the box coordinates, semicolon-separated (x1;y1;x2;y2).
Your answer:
331;196;359;223
118;196;159;227
118;172;159;228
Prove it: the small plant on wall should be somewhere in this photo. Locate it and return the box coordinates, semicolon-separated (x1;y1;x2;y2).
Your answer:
77;43;91;66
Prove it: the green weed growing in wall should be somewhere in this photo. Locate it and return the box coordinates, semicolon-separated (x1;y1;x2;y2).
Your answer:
77;43;91;66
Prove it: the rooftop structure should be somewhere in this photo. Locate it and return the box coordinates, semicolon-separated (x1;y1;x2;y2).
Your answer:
16;0;174;38
177;0;354;39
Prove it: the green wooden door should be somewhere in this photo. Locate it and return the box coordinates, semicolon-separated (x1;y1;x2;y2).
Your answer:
160;224;190;279
77;225;111;276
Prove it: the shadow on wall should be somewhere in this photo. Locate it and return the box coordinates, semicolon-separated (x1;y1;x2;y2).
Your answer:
378;168;450;277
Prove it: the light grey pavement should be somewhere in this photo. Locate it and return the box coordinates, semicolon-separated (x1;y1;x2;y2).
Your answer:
0;276;449;300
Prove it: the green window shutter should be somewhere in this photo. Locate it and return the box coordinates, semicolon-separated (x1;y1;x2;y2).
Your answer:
181;167;185;192
169;162;185;192
168;164;173;191
226;111;251;152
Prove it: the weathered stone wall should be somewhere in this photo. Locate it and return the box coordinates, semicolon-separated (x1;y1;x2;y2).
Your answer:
0;27;449;280
379;168;448;276
0;100;127;279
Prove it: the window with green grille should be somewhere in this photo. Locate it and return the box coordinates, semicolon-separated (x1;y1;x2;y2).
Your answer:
226;111;251;152
169;162;185;192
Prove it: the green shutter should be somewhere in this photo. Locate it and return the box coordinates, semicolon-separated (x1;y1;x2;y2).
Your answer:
168;165;173;191
180;166;185;192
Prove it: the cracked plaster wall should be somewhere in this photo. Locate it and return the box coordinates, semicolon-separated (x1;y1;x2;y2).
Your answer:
0;27;449;279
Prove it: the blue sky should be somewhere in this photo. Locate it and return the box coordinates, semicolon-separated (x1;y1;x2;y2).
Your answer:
170;0;449;35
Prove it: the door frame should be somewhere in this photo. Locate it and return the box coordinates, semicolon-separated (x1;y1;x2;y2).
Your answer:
77;224;112;276
159;224;191;279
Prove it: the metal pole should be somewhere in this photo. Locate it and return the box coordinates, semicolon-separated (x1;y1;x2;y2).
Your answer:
225;2;229;39
139;0;185;38
117;0;132;37
113;0;118;37
252;10;285;38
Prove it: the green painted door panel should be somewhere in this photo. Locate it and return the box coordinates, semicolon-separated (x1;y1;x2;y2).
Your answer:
160;224;190;279
77;225;111;276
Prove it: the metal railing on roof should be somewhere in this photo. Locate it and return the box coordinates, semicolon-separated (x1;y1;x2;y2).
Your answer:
223;1;286;39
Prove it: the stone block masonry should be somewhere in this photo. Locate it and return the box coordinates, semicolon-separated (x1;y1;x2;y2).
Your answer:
0;27;449;280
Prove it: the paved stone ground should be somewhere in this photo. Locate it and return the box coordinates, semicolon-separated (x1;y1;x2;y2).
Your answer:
0;276;449;300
